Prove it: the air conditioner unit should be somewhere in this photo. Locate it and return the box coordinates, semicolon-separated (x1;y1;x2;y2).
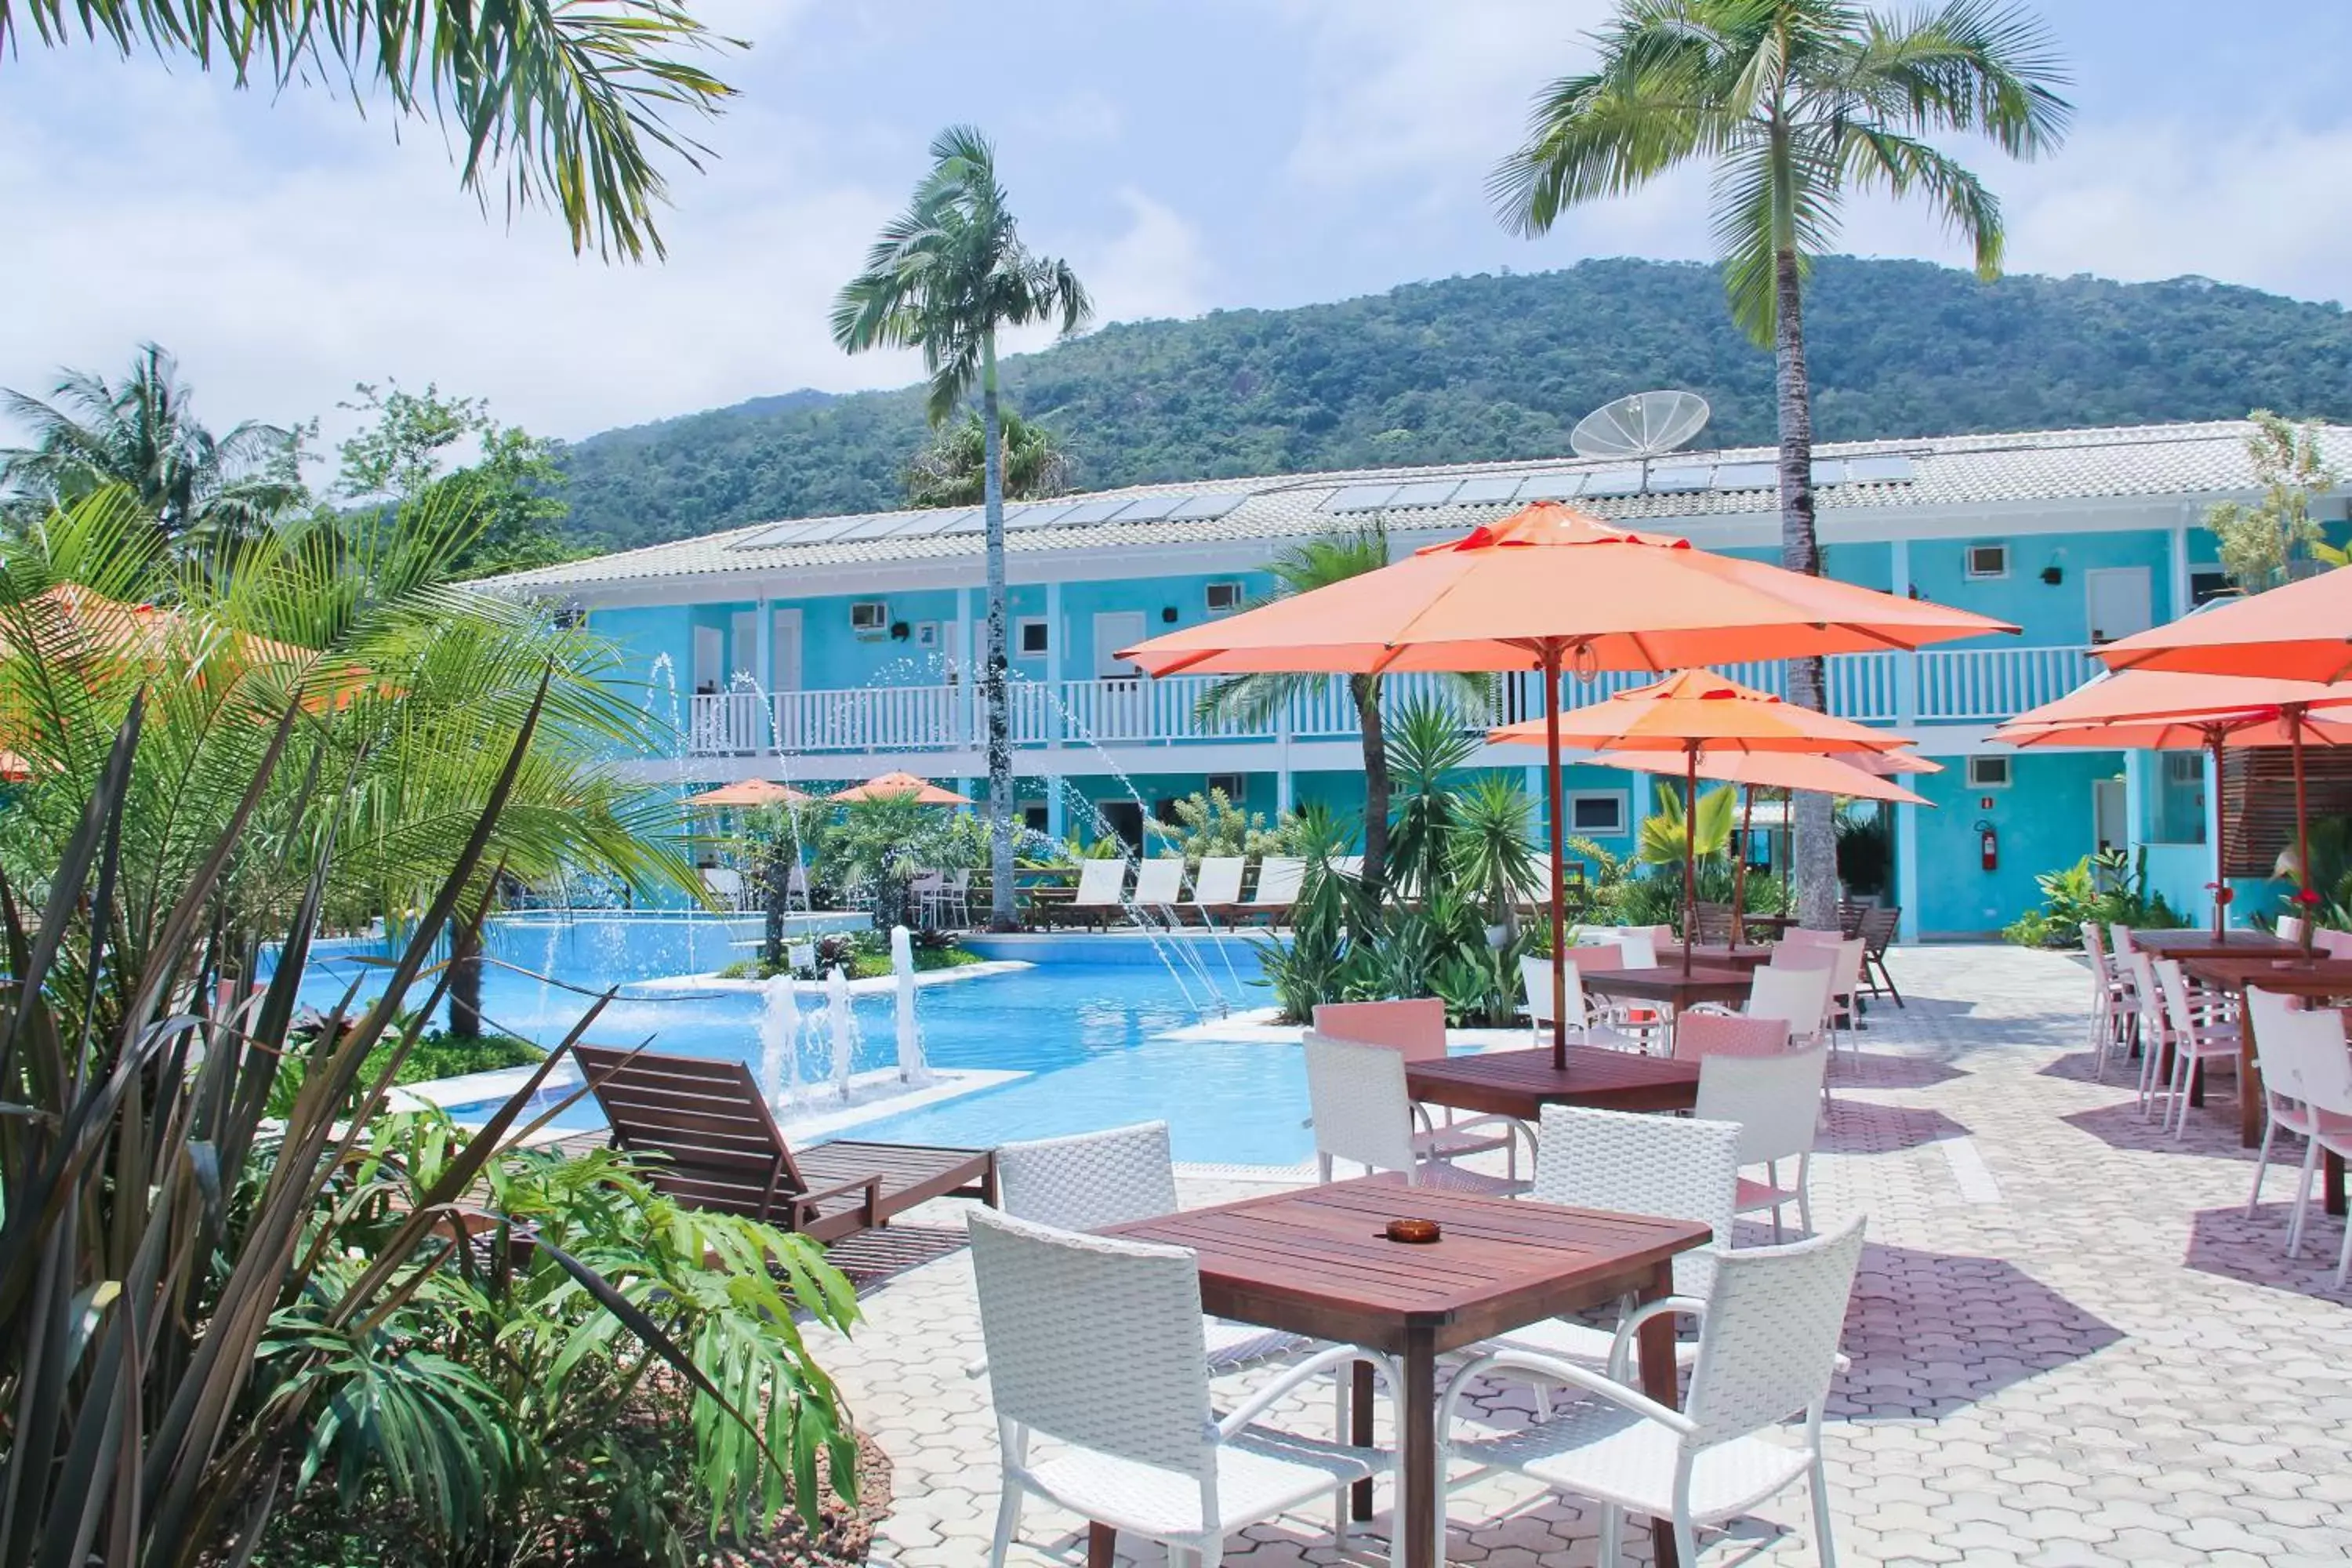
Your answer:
1205;581;1244;615
1205;773;1247;801
850;601;888;639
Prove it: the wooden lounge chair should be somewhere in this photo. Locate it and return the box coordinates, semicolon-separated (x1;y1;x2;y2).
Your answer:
1181;855;1247;925
1240;856;1305;925
1855;905;1903;1007
1068;855;1130;931
574;1044;996;1245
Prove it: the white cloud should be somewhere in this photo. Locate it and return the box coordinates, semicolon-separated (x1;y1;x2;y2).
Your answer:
1083;190;1214;325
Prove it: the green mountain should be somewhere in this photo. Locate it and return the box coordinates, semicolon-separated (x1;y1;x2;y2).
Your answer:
554;256;2352;554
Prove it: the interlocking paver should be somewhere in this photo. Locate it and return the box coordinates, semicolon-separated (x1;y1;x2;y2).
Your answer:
834;945;2352;1565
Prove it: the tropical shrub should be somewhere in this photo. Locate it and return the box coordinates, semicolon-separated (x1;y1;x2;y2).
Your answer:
1147;787;1308;868
2002;848;2186;947
1835;804;1893;897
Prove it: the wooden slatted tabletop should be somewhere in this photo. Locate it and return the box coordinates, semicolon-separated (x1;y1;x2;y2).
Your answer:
2129;928;2299;959
1106;1178;1711;1568
1580;963;1757;1009
1406;1044;1700;1120
1654;942;1777;971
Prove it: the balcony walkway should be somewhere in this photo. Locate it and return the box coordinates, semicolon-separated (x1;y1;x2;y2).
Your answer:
684;644;2103;763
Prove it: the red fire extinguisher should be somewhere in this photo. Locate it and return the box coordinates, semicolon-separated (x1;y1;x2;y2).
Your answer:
1976;820;1998;873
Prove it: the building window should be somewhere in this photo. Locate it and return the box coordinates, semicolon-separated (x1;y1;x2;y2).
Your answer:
849;600;888;639
1016;618;1051;657
1966;755;2012;789
1205;772;1247;802
1021;803;1049;835
1965;543;2009;579
1568;790;1628;835
2190;568;2235;607
2154;753;2208;844
1205;581;1244;616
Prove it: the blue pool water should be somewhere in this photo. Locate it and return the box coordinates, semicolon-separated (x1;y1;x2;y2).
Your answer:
280;915;1311;1165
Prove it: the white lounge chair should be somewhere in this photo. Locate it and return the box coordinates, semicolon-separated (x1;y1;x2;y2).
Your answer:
1069;855;1130;930
1240;856;1305;924
967;1208;1394;1568
1131;858;1185;925
1440;1219;1867;1568
1184;855;1247;924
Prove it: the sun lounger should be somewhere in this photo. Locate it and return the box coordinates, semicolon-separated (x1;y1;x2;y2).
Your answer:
575;1044;996;1245
1068;855;1130;930
1181;855;1247;924
1240;855;1305;925
1130;857;1185;926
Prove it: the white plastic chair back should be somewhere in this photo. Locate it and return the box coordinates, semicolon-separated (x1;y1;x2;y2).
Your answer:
1673;1011;1791;1061
1778;926;1841;950
1302;1031;1418;1176
1252;857;1306;905
2320;928;2352;960
1683;1218;1867;1446
2152;958;2196;1040
1519;953;1590;1031
996;1121;1179;1232
1695;1047;1829;1167
1615;927;1661;967
2281;1001;2352;1118
1532;1104;1738;1296
1312;998;1448;1062
2108;923;2138;956
1131;858;1185;906
2280;915;2308;947
2081;921;2110;977
1568;938;1625;972
1749;964;1834;1040
967;1209;1213;1475
1073;856;1129;908
1191;855;1246;905
1827;938;1866;1005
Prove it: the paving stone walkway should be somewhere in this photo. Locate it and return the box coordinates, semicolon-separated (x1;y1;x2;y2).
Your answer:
808;945;2352;1566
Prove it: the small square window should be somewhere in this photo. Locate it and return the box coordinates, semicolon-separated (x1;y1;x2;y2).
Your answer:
1568;791;1628;835
849;600;889;638
1016;618;1051;657
1966;755;2012;789
2190;568;2235;607
1965;543;2009;579
1205;581;1245;616
1205;773;1247;801
1021;804;1049;834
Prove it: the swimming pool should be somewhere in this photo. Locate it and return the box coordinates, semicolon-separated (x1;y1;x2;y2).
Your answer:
280;915;1312;1165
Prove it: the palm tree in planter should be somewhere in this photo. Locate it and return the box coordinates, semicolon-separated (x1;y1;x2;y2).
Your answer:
834;125;1092;931
1194;522;1494;905
1490;0;2069;927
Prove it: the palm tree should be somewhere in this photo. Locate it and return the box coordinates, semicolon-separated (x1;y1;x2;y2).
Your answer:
1;343;305;554
833;125;1092;931
1194;522;1490;904
1491;0;2069;926
905;405;1076;508
11;0;734;259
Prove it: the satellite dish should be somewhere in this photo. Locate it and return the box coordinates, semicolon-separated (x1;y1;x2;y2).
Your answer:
1570;390;1711;464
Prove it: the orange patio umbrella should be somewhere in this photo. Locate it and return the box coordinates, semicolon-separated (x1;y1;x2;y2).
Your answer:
1491;669;1915;972
1122;504;2013;1064
1994;670;2352;940
1845;750;1943;777
2099;572;2352;684
684;779;815;809
830;771;972;805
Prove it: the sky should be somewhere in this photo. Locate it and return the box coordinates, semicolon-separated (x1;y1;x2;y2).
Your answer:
6;0;2352;458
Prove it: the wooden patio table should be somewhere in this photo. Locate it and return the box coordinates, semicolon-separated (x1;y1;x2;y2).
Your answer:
1103;1178;1711;1568
1404;1044;1701;1120
2129;928;2299;960
2179;954;2352;1213
1654;942;1777;972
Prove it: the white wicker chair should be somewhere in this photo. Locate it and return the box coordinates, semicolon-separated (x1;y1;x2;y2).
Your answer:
1440;1218;1867;1568
968;1208;1396;1568
1471;1105;1740;1386
993;1122;1305;1373
1696;1047;1829;1241
1302;1033;1530;1190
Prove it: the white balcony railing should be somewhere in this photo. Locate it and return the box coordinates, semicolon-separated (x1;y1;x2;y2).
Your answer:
684;644;2096;757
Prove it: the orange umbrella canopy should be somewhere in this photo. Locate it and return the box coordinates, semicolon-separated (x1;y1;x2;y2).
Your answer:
830;771;971;805
684;779;815;809
1490;669;1916;755
1844;750;1943;777
1120;505;2017;676
1991;670;2352;752
2099;572;2352;684
1589;746;1929;806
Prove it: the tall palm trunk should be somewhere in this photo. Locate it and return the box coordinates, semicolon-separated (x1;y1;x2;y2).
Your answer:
448;912;486;1037
980;332;1018;931
1773;246;1838;931
1352;673;1389;903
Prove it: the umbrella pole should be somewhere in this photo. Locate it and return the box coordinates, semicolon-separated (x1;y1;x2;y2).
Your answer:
2291;706;2315;956
1544;644;1570;1071
1682;742;1700;978
2208;731;2227;941
1732;784;1755;948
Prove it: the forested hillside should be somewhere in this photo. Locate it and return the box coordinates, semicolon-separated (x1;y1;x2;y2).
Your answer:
556;256;2352;553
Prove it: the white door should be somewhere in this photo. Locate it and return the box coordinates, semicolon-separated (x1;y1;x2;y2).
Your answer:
691;624;724;695
2085;567;2153;645
1092;611;1148;739
2092;776;2126;858
690;624;725;753
769;609;803;748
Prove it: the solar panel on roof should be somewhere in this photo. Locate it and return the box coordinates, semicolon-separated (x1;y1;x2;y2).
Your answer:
1808;459;1847;488
1648;465;1712;493
726;521;805;550
1004;503;1076;531
1709;461;1779;492
1516;472;1584;501
1451;476;1524;506
830;514;921;543
1323;483;1401;514
1170;493;1242;520
932;508;986;536
788;518;868;545
1053;499;1130;527
1580;466;1645;497
1387;479;1465;509
1843;455;1918;484
1109;494;1185;522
